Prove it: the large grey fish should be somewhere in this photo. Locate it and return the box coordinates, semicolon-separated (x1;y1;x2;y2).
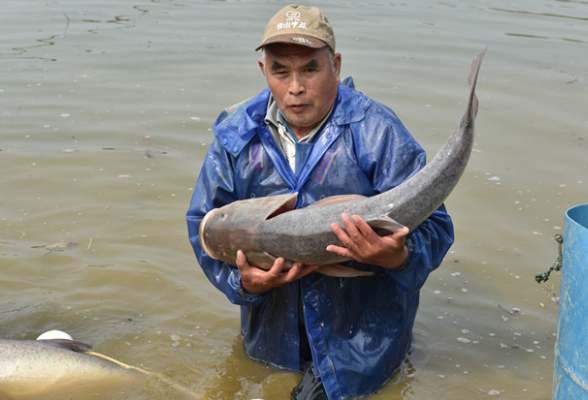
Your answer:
0;331;201;400
0;338;138;399
0;337;139;399
199;50;485;277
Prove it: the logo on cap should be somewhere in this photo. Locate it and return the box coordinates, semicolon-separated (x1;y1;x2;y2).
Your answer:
277;10;308;31
256;5;335;52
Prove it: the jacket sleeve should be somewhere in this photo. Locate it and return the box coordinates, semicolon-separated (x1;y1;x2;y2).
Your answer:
391;205;454;293
356;105;455;293
186;138;267;307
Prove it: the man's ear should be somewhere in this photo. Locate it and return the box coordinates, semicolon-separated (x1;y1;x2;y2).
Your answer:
258;59;266;76
333;53;342;81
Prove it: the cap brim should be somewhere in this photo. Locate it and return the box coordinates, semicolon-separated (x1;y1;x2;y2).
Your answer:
255;34;328;51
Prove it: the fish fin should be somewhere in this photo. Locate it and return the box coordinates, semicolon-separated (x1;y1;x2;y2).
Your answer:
247;251;372;278
246;251;279;271
366;217;405;234
266;193;298;219
468;48;486;119
316;264;373;277
43;339;93;353
309;194;366;207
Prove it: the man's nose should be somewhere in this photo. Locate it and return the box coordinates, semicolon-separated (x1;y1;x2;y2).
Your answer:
288;75;305;96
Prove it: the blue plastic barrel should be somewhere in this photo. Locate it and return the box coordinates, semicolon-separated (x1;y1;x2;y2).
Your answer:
553;203;588;399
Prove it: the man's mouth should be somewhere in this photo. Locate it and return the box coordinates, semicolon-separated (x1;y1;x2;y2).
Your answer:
289;104;308;113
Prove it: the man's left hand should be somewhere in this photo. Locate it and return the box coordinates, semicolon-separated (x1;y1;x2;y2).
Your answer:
326;213;409;269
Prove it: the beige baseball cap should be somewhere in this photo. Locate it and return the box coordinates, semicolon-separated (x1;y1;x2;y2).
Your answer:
255;5;335;52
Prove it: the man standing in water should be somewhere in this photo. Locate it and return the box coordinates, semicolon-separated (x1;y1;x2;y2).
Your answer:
187;5;454;399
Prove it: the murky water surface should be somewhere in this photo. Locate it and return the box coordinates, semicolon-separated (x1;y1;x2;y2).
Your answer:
1;0;586;399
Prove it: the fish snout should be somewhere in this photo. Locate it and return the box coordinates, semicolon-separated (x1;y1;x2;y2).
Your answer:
199;208;220;259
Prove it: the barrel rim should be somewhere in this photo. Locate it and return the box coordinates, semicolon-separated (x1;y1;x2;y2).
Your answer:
566;203;588;230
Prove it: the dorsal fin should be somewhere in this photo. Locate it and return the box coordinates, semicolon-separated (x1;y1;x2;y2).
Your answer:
43;339;93;353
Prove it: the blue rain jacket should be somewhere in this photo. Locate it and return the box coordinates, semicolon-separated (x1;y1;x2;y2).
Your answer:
187;80;454;400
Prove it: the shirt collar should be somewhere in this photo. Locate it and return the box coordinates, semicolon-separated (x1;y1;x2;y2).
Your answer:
264;95;334;145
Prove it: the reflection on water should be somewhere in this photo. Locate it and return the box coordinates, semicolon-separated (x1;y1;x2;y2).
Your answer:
1;0;586;399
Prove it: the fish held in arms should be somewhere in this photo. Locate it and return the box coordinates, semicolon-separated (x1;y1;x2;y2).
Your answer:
199;50;486;277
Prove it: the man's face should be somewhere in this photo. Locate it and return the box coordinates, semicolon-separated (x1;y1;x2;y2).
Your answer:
259;44;341;139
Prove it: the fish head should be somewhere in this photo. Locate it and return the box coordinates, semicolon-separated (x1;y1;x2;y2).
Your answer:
199;193;298;266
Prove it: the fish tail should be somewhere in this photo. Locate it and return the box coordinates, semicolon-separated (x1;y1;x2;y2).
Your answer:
468;48;487;119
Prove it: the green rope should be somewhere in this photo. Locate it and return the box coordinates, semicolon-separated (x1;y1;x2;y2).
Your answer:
535;234;563;284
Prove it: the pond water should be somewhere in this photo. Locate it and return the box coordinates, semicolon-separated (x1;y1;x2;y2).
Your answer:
1;0;586;399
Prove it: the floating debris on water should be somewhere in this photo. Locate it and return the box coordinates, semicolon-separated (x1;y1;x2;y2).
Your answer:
32;241;78;256
32;241;77;250
495;303;520;318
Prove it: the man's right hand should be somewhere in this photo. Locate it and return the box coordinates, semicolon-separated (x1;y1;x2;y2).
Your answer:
236;250;319;294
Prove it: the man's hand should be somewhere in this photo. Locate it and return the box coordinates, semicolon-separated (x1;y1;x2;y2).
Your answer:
326;213;410;269
236;250;319;294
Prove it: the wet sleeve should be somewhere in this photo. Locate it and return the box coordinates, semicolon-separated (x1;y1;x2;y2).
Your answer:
391;205;454;293
186;138;267;307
